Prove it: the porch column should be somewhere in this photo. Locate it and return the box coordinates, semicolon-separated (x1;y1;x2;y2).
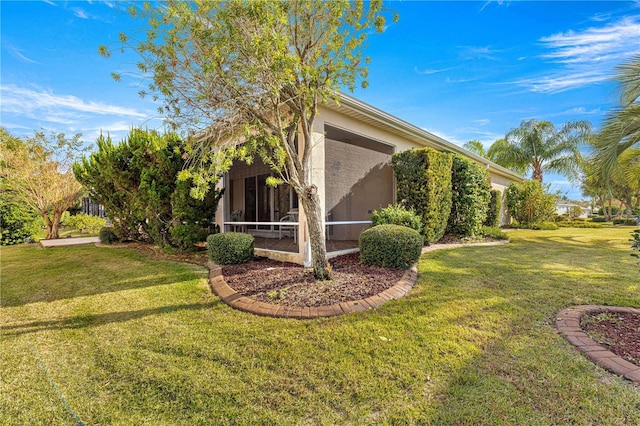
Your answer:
214;175;226;232
301;128;326;267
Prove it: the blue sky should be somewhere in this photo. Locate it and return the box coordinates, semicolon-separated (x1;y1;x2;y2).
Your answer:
2;1;640;200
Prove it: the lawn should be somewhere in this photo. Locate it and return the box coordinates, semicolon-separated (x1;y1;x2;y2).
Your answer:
1;228;639;425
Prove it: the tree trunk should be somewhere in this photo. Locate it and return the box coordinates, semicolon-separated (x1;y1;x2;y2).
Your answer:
43;212;54;239
50;210;62;239
299;186;331;280
532;166;543;182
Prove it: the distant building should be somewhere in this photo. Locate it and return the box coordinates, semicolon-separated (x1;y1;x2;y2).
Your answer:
81;197;106;218
555;202;591;218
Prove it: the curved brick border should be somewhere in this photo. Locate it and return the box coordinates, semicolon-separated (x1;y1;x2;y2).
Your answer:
207;240;508;319
556;305;640;384
207;262;418;319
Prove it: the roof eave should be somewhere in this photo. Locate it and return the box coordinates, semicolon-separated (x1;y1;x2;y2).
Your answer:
329;92;524;182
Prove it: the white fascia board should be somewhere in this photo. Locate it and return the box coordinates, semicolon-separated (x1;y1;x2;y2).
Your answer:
331;92;524;182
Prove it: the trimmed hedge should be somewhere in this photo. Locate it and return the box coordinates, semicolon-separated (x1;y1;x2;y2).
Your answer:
613;218;638;226
392;148;452;244
484;189;502;227
99;227;119;244
481;226;508;240
447;155;491;237
556;221;603;229
370;204;422;232
359;224;423;269
207;232;254;264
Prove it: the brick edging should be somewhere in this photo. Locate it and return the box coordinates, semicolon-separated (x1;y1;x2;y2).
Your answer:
556;305;640;384
207;262;418;319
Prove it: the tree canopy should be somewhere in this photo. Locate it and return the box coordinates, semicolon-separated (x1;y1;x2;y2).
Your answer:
0;128;84;239
488;119;591;182
593;55;640;190
102;0;394;279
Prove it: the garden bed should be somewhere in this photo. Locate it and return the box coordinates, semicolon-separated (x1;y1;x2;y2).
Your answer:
222;253;405;307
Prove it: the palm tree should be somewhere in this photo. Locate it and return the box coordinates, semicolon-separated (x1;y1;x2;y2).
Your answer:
487;119;591;182
463;140;487;157
594;55;640;189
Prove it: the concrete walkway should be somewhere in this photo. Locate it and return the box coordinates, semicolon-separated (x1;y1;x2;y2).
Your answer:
40;237;100;248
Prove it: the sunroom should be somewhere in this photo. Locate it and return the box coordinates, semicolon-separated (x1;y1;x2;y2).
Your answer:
216;123;395;266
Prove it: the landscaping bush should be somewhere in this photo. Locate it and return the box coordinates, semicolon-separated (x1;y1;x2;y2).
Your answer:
99;227;119;244
484;190;502;228
505;180;556;226
207;232;254;264
591;216;607;222
597;206;619;216
64;213;106;234
447;155;491;237
0;197;40;245
554;214;569;222
556;221;603;229
568;205;583;219
392;148;452;244
613;218;638;226
370;204;422;232
481;226;508;240
170;223;210;251
74;129;223;250
359;224;423;269
529;222;558;230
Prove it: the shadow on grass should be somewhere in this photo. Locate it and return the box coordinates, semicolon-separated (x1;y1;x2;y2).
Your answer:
1;245;208;308
1;301;222;337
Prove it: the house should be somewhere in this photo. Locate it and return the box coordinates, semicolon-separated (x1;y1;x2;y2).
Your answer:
214;93;524;266
555;202;591;218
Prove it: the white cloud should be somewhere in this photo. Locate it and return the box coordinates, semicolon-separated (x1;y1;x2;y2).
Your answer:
473;119;491;125
421;127;465;146
513;71;607;94
516;16;640;94
4;43;41;64
540;16;640;65
459;45;502;61
446;77;475;84
1;84;148;120
73;7;89;19
413;66;454;75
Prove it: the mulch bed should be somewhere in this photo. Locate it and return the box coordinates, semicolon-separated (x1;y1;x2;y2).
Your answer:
581;311;640;366
222;253;405;307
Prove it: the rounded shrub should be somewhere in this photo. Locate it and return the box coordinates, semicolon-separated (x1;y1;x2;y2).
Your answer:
207;232;254;264
99;227;119;244
359;224;423;269
370;204;422;232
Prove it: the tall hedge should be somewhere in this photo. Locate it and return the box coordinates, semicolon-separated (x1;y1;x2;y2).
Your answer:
484;189;502;227
74;129;223;250
392;148;452;244
446;155;491;237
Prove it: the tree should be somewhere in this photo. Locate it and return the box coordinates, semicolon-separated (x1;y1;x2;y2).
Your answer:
488;119;591;182
463;140;487;158
505;180;557;226
73;129;224;250
595;55;640;188
102;0;394;279
0;128;83;239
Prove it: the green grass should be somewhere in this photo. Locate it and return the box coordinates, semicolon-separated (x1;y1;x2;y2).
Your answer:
1;228;639;425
